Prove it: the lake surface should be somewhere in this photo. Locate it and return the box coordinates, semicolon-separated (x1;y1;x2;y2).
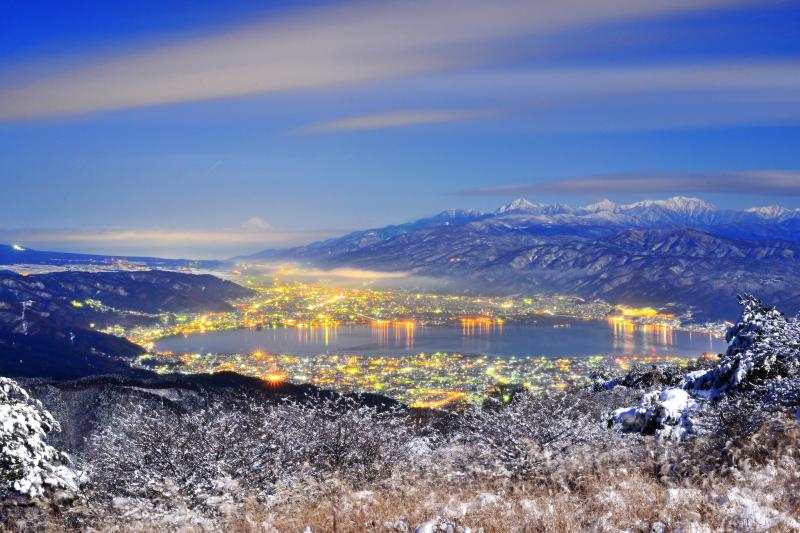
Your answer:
154;319;726;359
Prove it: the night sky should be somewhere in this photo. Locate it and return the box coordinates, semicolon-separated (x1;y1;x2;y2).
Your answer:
1;0;799;257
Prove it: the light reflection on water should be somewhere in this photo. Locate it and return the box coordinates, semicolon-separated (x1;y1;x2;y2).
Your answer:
610;319;676;353
155;318;724;359
150;319;727;405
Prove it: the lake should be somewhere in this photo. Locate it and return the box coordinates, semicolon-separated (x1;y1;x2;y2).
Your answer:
154;319;726;359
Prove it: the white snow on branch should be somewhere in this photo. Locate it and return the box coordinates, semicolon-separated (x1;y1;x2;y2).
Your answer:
0;377;77;501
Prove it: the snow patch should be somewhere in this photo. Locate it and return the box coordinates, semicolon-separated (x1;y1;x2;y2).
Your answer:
611;388;695;441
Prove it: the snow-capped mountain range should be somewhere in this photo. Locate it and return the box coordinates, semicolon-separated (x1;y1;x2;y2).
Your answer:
333;196;800;237
245;197;800;319
478;196;797;226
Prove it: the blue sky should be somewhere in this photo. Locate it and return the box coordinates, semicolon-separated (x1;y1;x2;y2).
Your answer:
1;0;799;257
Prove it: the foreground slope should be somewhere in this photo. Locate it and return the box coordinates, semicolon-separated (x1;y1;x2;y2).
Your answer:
6;295;799;532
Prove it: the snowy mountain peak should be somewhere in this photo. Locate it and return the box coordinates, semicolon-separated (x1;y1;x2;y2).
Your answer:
610;196;717;225
496;198;537;214
621;196;716;213
745;205;794;219
584;199;616;212
662;196;716;213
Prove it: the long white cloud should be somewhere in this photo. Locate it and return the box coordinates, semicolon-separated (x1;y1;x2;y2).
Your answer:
0;227;344;259
0;0;758;120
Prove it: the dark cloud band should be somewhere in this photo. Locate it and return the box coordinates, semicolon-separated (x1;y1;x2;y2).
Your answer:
459;170;800;197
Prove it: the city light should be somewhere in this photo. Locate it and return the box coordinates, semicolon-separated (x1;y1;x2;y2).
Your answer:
117;275;725;407
264;371;288;384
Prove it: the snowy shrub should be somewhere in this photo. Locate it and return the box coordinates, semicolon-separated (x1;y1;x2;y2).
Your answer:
0;377;77;503
84;392;421;519
20;371;800;531
85;394;294;511
450;391;607;481
282;395;417;486
592;358;717;392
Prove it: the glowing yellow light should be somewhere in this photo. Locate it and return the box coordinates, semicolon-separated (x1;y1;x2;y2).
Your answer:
264;372;288;384
11;244;25;251
410;391;468;409
615;305;673;319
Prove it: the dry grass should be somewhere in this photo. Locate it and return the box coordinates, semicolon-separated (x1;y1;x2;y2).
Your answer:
8;413;800;533
219;469;794;532
212;419;800;533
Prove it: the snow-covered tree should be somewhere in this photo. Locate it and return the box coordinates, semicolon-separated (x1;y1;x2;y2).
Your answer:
610;295;800;440
86;395;281;510
685;295;800;395
284;395;415;485
85;392;418;518
450;390;607;480
0;377;77;503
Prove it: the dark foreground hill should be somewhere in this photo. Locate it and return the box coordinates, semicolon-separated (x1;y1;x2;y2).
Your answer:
0;270;253;379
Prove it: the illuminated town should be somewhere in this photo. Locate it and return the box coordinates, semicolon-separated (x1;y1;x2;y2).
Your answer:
114;272;728;343
117;275;621;344
137;348;718;408
94;274;727;407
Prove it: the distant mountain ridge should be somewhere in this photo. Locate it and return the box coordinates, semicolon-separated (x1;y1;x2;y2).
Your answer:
0;270;253;379
0;243;223;270
244;197;800;319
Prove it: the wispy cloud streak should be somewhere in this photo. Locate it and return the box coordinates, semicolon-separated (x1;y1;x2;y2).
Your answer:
298;109;489;133
0;0;758;120
460;170;800;197
357;61;800;132
419;62;800;98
